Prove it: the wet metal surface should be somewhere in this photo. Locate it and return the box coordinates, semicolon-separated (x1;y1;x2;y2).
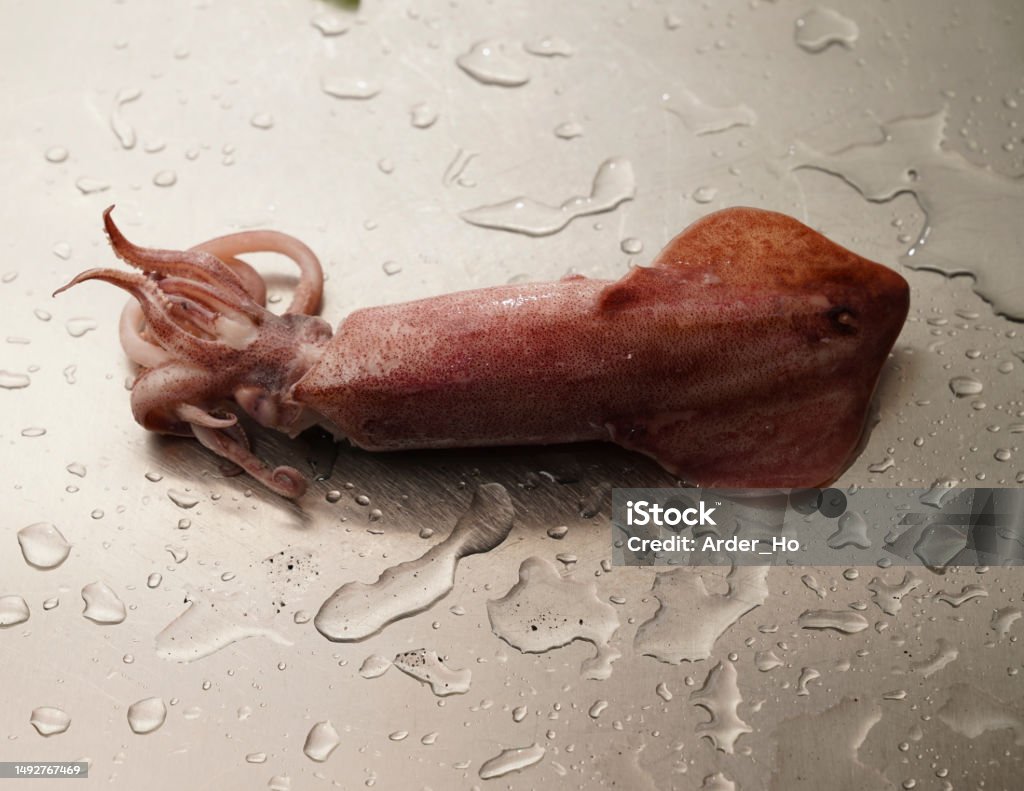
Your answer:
2;0;1023;788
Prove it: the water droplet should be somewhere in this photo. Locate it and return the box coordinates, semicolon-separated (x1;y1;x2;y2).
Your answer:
995;448;1013;462
21;427;46;438
311;13;351;37
991;606;1022;637
168;489;199;509
620;237;643;255
75;177;110;195
127;697;166;734
45;146;69;163
393;648;472;696
0;595;31;627
692;185;718;204
17;522;71;569
377;158;394;175
910;638;959;677
250;113;274;130
523;36;573;58
553;121;583;139
588;699;608;718
110;87;142;149
661;88;757;135
65;317;97;338
320;77;381;100
488;556;620;679
315;484;513;641
165;545;188;564
246;752;267;763
949;375;983;397
303;720;340;761
153;170;177;188
409;102;438;129
388;730;408;741
0;371;30;389
461;157;635;237
936;583;988;608
546;525;568;540
456;40;530;87
868;572;921;615
796;667;821;696
868;456;894;473
828;510;871;549
359;654;392;679
81;582;127;625
42;597;59;610
512;705;527;722
30;707;71;736
795;7;859;52
798;609;868;633
478;743;546;780
755;649;784;671
380;260;402;276
33;308;52;321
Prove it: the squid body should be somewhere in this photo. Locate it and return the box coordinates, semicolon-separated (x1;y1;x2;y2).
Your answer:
56;207;909;498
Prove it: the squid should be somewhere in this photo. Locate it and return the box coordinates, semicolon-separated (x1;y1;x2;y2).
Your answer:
55;206;909;498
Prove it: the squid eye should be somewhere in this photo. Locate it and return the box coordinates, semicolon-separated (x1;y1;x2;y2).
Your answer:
826;306;857;335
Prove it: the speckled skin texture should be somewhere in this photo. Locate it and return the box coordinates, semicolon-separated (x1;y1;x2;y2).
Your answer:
293;208;909;487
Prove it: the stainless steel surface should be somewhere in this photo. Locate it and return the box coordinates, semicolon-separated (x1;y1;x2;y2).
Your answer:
2;0;1022;788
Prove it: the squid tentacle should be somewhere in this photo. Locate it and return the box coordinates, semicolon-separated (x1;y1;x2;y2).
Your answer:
131;363;304;496
192;229;323;316
55;268;242;366
118;254;269;369
192;423;307;498
102;207;254;304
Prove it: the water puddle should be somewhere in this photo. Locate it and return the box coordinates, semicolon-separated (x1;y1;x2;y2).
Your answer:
635;565;769;663
393;649;471;696
488;556;620;679
461;158;635;236
315;483;513;641
691;660;751;753
771;698;888;791
155;592;291;661
661;88;757;136
791;108;1024;319
795;7;859;53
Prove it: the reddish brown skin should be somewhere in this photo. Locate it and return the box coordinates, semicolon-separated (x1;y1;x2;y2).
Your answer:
58;207;909;496
295;208;909;488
